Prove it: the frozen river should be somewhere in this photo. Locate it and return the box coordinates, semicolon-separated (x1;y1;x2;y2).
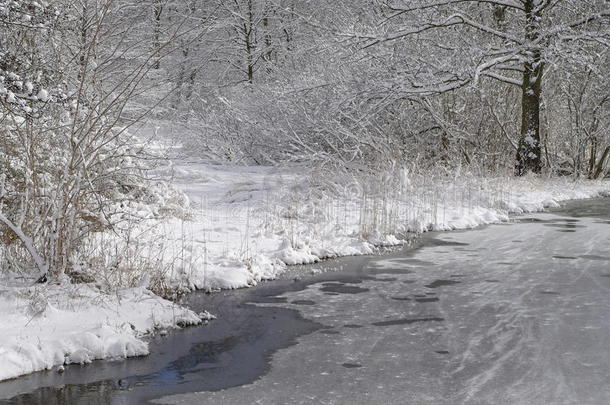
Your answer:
2;198;610;404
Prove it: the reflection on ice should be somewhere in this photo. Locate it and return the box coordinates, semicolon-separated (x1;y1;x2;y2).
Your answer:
372;317;445;327
425;279;462;288
580;254;610;261
415;297;439;303
290;300;316;306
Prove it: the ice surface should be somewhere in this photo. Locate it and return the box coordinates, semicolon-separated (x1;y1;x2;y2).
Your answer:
155;209;610;405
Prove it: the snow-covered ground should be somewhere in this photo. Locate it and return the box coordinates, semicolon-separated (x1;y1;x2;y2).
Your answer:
130;161;610;293
1;158;609;383
0;282;208;382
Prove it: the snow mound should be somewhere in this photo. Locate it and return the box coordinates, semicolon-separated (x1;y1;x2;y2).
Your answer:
0;283;202;381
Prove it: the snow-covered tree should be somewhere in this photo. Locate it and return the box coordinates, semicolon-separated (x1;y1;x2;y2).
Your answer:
360;0;610;175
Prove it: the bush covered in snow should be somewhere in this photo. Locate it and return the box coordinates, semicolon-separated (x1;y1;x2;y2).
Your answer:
0;1;189;283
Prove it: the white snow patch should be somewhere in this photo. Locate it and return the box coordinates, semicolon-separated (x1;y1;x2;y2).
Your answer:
0;283;202;381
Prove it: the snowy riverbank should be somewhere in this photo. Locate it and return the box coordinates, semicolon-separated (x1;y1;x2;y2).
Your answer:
135;163;610;293
0;282;211;382
1;163;609;382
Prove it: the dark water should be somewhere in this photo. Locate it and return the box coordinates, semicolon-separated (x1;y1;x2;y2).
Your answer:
0;250;416;404
0;284;319;404
1;197;609;404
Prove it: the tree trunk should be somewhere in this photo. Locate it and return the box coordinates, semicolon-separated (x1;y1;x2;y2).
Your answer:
245;0;255;83
152;1;163;69
588;137;598;178
592;146;610;179
515;0;543;176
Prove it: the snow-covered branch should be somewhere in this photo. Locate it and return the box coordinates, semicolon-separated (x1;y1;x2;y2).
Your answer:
386;0;525;13
0;213;47;277
480;71;523;86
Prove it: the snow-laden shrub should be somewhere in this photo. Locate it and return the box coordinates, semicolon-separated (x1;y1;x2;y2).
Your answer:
0;1;190;283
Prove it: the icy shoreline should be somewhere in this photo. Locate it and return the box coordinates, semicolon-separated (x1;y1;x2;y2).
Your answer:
1;165;609;383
